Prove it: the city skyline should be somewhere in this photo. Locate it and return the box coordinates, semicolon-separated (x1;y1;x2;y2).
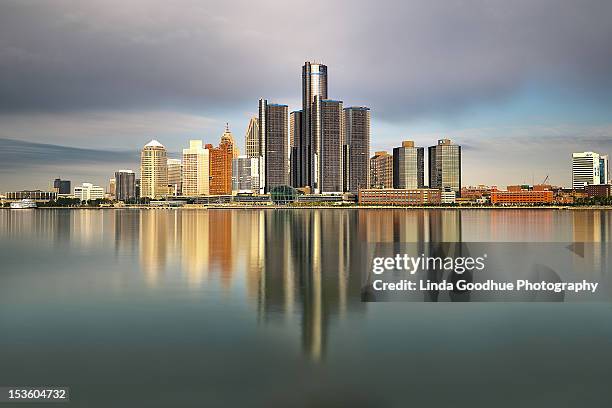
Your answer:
1;0;612;190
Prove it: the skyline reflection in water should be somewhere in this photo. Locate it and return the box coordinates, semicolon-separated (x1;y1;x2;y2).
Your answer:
1;208;611;362
1;208;612;407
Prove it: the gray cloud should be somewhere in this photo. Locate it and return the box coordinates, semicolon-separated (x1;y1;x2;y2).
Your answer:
0;138;136;169
1;0;612;119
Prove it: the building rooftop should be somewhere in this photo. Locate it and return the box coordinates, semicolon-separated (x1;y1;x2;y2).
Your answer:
144;139;164;148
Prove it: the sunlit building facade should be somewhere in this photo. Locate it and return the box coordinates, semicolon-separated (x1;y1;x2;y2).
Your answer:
245;117;260;158
572;152;601;189
429;139;461;194
167;159;181;196
182;140;209;196
393;140;424;189
140;140;168;199
370;151;393;189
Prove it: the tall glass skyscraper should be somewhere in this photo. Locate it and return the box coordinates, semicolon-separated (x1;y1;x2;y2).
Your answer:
315;99;344;193
393;141;424;189
344;107;370;192
114;170;136;201
428;139;461;194
300;62;328;189
259;99;288;192
290;111;302;187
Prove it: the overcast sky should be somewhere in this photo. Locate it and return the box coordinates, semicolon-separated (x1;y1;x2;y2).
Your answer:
1;0;612;191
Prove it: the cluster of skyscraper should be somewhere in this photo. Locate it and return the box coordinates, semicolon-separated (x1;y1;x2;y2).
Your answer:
246;62;371;193
370;139;462;193
136;125;238;199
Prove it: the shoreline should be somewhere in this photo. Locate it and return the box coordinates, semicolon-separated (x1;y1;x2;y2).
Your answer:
3;205;612;210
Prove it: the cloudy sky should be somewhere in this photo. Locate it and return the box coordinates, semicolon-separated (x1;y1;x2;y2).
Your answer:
1;0;612;191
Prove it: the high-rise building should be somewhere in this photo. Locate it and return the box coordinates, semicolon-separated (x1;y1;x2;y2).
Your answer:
429;139;461;194
74;183;104;201
167;159;182;196
114;170;136;202
208;133;234;195
232;156;260;193
393;141;424;189
221;123;240;158
600;155;609;184
370;151;393;189
572;152;601;189
140;140;168;199
343;107;370;192
290;111;302;187
299;61;328;189
245;117;260;158
53;178;71;195
314;99;344;193
259;99;288;192
182;140;209;196
108;178;116;198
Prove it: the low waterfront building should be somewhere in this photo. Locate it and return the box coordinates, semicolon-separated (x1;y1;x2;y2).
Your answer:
585;184;611;197
358;188;441;205
490;190;553;204
74;183;105;201
5;190;57;201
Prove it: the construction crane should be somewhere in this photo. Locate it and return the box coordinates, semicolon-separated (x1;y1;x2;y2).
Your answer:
541;174;549;185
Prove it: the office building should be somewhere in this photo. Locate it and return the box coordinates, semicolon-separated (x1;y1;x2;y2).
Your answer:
370;151;393;189
108;178;116;198
299;61;328;189
114;170;136;202
429;139;461;194
208;132;234;195
53;178;71;195
572;152;601;189
290;111;302;187
221;123;240;158
140;140;168;199
600;155;609;184
259;99;288;192
182;140;210;196
233;156;260;193
245;117;260;158
315;99;344;193
393;141;424;189
5;190;57;201
490;190;553;204
74;183;104;201
358;188;442;205
344;107;370;192
585;184;611;198
167;159;181;196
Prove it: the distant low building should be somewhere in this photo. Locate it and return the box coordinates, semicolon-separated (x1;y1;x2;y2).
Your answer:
585;184;611;198
74;183;104;201
5;190;57;201
53;178;71;195
491;190;553;204
370;151;393;189
358;188;441;205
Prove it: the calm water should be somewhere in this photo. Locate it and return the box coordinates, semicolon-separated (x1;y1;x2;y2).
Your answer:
0;209;611;407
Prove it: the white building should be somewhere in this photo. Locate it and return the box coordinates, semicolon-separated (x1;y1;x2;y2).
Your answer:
232;156;260;193
572;152;601;189
74;183;105;201
441;190;456;204
182;140;209;196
